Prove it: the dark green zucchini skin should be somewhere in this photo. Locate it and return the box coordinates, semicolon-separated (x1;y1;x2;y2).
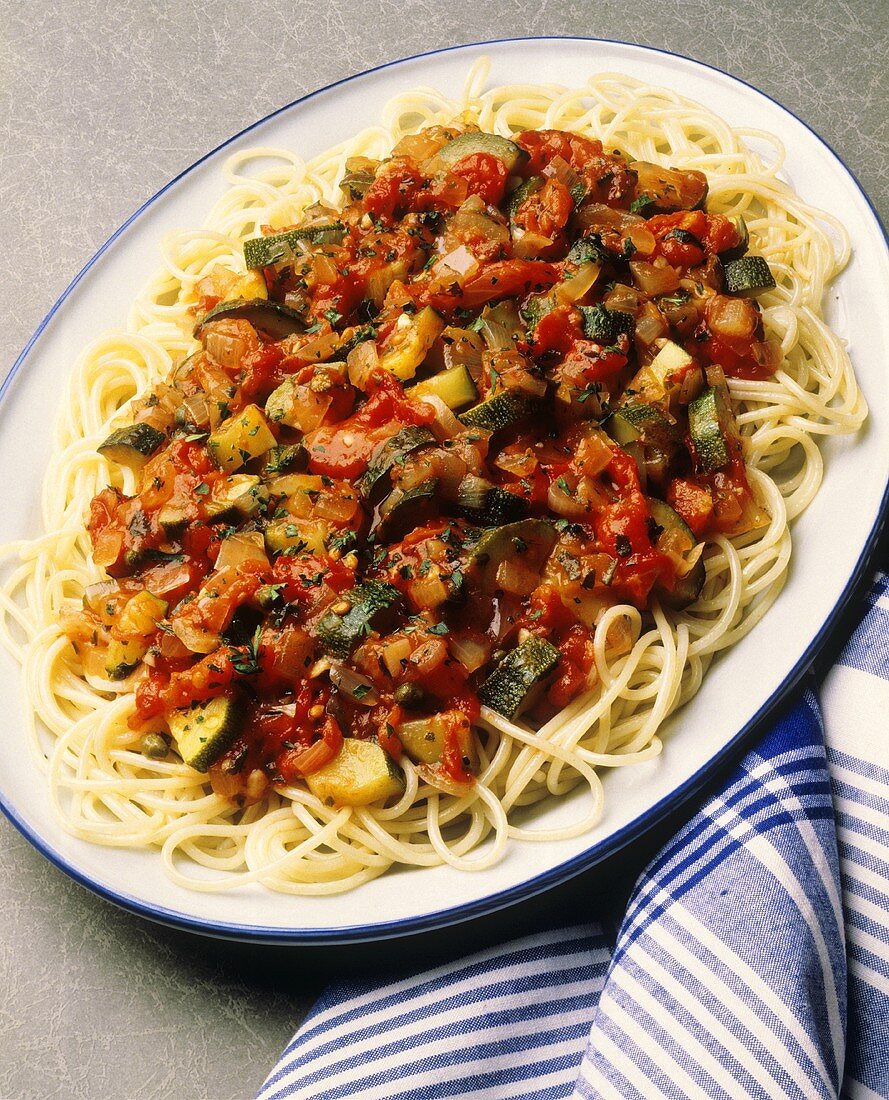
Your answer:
193;298;306;339
436;132;529;172
359;426;437;502
647;497;706;609
479;636;561;718
243;223;345;268
457;483;529;527
316;582;403;658
98;423;166;466
372;478;440;542
688;386;736;472
723;255;775;295
579;304;635;345
460;391;537;433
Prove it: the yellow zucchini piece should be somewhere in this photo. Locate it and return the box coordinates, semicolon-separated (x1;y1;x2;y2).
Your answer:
305;738;405;806
208;404;277;472
397;715;479;771
105;637;150;680
379;307;444;380
264;518;328;557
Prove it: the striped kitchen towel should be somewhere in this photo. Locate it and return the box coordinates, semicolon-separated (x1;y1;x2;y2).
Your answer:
258;573;889;1100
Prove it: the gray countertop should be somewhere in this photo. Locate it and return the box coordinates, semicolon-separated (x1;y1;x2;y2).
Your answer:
1;3;886;1098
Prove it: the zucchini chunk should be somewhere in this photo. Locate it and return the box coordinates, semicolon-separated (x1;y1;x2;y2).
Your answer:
105;637;149;680
205;475;267;520
520;292;556;334
359;425;436;501
378;307;445;380
410;364;478;410
398;715;479;771
723;255;776;296
719;215;749;262
506;175;544;221
456;475;529;526
479;636;561;719
194;298;306;340
626;339;695;405
167;694;246;773
688;385;738;472
305;738;405;807
459;391;537;433
436;132;529;174
263;444;309;474
316;581;403;658
608;403;680;452
372;478;440;541
98;424;166;469
208;404;277;473
243;223;345;269
263;517;328;557
579;304;635;345
647;497;705;609
468;518;558;592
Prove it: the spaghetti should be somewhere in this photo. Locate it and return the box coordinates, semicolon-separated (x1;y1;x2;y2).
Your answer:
0;61;866;895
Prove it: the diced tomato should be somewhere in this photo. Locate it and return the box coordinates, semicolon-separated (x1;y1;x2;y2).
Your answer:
419;259;560;314
667;478;714;538
516;129;603;175
697;329;779;381
530;304;582;357
448;152;508;206
648;211;740;269
364;158;425;222
272;553;354;605
278;716;344;781
513;179;574;240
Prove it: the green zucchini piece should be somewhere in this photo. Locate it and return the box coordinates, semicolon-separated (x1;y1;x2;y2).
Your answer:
305;738;405;806
397;716;479;771
519;292;556;333
105;637;149;680
243;223;346;268
373;478;440;542
436;132;529;173
460;391;537;433
316;581;403;658
479;636;561;719
167;694;246;773
608;403;680;452
469;518;558;592
506;175;544;221
723;255;775;295
205;475;267;520
410;364;478;410
626;339;695;404
579;304;635;345
647;497;705;609
194;298;305;340
263;444;308;474
719;215;749;262
456;476;529;526
359;426;437;502
688;385;738;472
98;423;166;468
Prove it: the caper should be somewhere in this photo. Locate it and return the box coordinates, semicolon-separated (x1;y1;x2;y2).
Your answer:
394;683;424;709
140;733;169;760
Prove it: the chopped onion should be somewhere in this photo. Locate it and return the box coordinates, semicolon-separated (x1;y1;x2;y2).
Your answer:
547;479;587;518
297;329;341;364
448;632;491;673
707;295;758;339
629;260;681;296
347;339;379;390
83;579;120;612
158;631;192;661
635;304;669;347
419;394;463;440
512;229;553;260
409;572;449;610
171;617;220;655
456;474;492;511
477;318;514;352
205;331;247;369
329;662;378;705
408;636;448;676
381;637;412;677
437;245;478;277
555;261;601;304
263;626;314;681
367;261;407;308
604;283;641;314
504;368;548;398
416;762;473;797
214;532;269;571
181;393;211;429
495;557;541;597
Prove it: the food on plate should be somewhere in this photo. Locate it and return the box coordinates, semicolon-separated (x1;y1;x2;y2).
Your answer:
0;63;866;894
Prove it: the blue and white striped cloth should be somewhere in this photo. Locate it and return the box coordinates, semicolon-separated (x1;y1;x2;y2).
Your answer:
258;573;889;1100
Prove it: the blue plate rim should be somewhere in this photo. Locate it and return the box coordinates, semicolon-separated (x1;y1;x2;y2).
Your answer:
1;35;886;945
